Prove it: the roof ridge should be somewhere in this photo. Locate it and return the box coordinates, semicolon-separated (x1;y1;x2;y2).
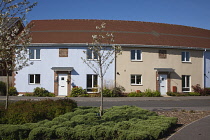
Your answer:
30;19;210;31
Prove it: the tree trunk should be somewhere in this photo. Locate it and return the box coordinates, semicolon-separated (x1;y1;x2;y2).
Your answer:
5;71;9;110
100;75;103;116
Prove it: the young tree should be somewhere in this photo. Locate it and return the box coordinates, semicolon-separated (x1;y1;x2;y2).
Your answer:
81;22;122;116
0;0;37;109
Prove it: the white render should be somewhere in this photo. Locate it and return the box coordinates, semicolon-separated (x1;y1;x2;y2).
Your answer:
204;50;210;88
15;46;115;93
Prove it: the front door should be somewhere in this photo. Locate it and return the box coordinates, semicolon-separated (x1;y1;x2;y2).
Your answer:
58;74;68;96
159;74;167;95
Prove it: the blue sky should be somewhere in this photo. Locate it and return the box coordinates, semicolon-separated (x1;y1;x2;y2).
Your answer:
27;0;210;30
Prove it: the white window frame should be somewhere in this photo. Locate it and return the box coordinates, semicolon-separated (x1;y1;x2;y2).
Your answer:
29;74;40;84
29;48;41;60
87;49;98;60
131;74;142;85
182;51;190;62
131;50;142;61
182;75;191;92
87;74;98;93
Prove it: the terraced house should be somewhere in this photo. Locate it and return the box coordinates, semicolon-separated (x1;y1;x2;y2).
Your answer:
14;19;210;96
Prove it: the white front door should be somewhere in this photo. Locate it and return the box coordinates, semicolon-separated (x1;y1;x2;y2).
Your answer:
159;74;167;95
58;74;68;96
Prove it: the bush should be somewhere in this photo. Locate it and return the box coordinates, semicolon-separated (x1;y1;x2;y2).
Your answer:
0;125;31;140
103;86;125;97
9;87;18;96
191;84;210;96
127;92;143;97
28;127;54;140
33;87;55;97
71;87;86;97
188;92;200;96
0;81;6;96
128;89;161;97
1;99;77;124
144;89;161;97
0;106;177;140
167;92;190;96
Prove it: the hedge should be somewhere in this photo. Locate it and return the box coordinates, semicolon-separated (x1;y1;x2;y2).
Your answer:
0;106;177;140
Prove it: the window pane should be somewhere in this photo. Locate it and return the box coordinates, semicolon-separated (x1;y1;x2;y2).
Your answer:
35;74;40;84
93;51;98;59
93;75;98;87
87;75;92;88
181;52;185;61
87;49;92;59
29;75;34;83
136;75;141;84
36;49;40;59
186;52;190;61
131;50;135;60
131;75;135;84
29;49;34;59
186;76;190;87
182;75;185;87
137;50;141;60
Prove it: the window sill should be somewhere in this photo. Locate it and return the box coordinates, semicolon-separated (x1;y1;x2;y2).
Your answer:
29;83;41;85
131;60;143;62
182;61;191;63
131;84;143;86
87;59;98;61
30;59;41;61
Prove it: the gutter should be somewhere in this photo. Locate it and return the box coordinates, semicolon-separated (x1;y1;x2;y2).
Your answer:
29;43;210;51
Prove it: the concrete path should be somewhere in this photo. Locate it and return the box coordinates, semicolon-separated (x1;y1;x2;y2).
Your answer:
168;115;210;140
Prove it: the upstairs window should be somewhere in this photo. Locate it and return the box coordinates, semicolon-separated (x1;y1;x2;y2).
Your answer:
29;74;40;84
182;51;190;62
59;48;68;57
159;50;167;59
29;49;40;60
87;49;98;60
131;50;142;61
87;74;98;92
182;75;190;92
131;74;142;85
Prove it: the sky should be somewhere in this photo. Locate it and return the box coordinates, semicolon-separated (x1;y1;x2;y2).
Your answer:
27;0;210;30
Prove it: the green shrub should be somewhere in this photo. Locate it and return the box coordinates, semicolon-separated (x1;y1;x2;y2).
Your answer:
128;89;161;97
0;105;178;140
188;92;200;96
128;92;143;97
0;81;6;96
33;87;55;97
28;127;54;140
103;86;125;97
9;87;18;96
71;87;86;97
2;99;77;124
0;125;31;140
144;89;161;97
55;127;74;140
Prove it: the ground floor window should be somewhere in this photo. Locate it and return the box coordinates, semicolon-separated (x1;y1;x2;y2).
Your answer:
29;74;40;84
87;74;98;92
131;74;142;85
182;75;190;92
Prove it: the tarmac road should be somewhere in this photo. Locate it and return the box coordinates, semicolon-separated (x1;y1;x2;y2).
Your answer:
0;96;210;111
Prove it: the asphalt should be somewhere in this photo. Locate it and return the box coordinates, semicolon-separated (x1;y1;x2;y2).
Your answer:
168;115;210;140
1;96;210;139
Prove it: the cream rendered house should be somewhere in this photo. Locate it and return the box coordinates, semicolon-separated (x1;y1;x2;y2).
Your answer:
116;46;203;95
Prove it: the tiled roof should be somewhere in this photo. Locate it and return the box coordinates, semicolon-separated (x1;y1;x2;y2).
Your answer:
30;19;210;49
